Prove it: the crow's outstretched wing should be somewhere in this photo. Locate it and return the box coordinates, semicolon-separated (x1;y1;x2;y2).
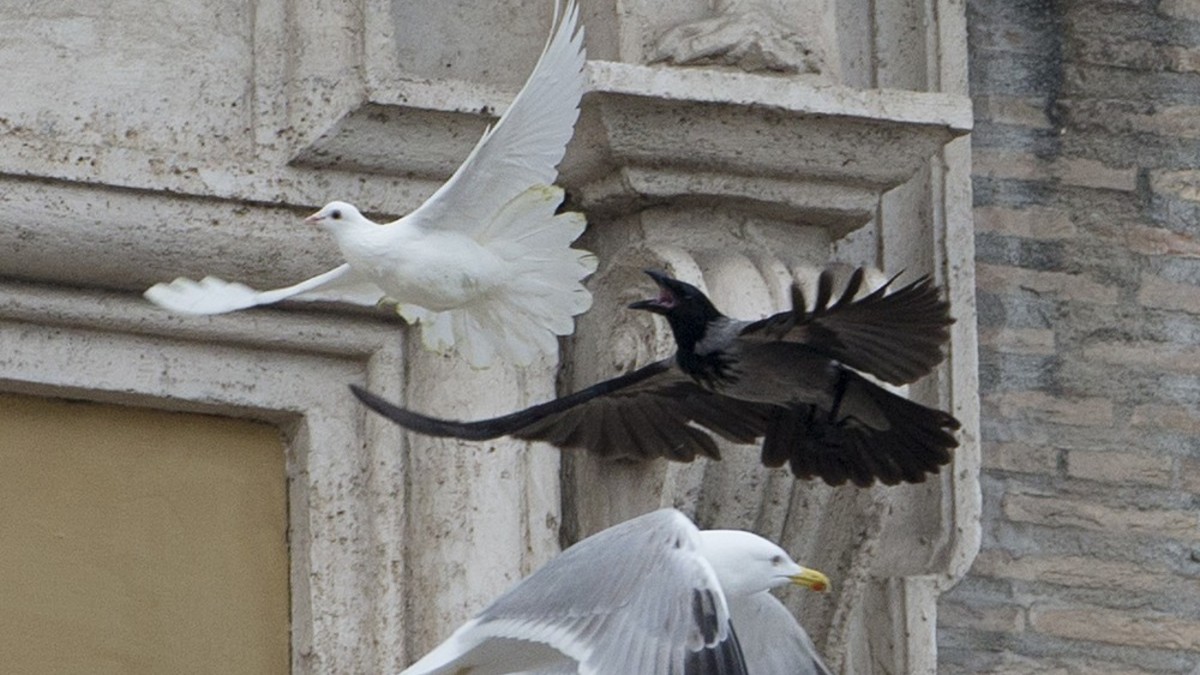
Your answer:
351;361;778;462
759;370;960;487
743;268;954;385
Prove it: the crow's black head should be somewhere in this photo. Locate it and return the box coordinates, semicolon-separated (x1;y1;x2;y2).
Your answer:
629;270;724;350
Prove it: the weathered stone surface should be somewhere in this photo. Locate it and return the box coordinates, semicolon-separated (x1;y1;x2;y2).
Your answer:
1003;492;1199;540
1151;169;1200;202
944;653;1171;675
970;550;1170;594
1130;404;1200;434
985;390;1115;427
975;205;1077;240
977;263;1121;305
1179;458;1200;493
1105;224;1200;259
973;95;1054;129
981;441;1060;475
1030;604;1200;651
1066;450;1173;487
937;599;1025;633
943;0;1200;671
973;149;1139;192
1137;273;1200;314
1159;0;1200;22
979;327;1057;355
1062;99;1200;140
1082;342;1200;375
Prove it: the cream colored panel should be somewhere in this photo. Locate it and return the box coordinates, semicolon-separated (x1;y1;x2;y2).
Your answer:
0;394;288;675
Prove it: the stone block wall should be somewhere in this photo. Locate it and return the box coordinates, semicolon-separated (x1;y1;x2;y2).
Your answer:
938;1;1200;672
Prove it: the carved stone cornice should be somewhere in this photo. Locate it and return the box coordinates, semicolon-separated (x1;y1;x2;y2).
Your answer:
302;61;971;235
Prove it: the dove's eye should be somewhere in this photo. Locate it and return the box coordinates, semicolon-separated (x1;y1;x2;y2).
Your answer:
331;210;342;220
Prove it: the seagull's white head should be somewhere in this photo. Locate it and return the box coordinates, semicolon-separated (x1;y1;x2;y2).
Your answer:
306;201;372;235
697;530;830;598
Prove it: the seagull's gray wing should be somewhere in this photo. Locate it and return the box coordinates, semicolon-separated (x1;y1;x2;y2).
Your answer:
350;362;778;463
742;269;953;385
727;593;831;675
145;263;384;315
401;509;747;675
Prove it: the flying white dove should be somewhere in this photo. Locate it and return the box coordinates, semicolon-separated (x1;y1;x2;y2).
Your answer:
145;0;596;368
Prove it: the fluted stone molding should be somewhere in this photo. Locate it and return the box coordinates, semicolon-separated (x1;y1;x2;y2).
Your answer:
0;0;976;672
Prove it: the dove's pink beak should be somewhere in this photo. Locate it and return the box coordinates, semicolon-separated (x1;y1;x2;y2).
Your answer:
305;213;323;224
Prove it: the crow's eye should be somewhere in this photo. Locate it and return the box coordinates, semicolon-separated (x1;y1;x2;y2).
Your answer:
332;210;342;220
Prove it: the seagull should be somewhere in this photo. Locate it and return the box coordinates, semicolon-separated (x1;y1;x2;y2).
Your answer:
351;267;961;486
399;508;831;675
144;0;596;368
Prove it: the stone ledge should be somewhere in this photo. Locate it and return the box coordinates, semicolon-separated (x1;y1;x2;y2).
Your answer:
299;61;972;229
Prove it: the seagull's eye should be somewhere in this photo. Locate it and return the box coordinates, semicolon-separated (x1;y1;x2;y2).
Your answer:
331;210;342;220
771;555;784;565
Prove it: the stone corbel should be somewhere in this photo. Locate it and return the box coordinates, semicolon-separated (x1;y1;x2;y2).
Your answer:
560;223;964;670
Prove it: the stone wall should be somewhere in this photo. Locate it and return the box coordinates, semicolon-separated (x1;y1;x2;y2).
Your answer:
938;1;1200;672
0;0;977;672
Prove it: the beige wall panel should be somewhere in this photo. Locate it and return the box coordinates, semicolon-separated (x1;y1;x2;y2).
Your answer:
0;394;288;675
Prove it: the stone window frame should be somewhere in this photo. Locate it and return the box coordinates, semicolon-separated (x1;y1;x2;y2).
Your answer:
0;281;407;672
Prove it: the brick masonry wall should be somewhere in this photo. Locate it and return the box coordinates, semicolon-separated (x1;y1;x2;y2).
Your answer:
937;1;1200;673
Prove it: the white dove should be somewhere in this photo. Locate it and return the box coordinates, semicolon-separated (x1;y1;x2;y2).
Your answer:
145;0;596;368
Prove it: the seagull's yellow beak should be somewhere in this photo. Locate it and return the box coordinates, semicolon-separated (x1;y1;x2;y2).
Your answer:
789;567;830;592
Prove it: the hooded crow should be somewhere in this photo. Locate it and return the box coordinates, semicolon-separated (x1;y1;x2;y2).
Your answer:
351;268;961;486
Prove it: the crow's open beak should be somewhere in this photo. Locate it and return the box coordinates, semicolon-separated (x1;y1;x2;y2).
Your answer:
628;269;676;313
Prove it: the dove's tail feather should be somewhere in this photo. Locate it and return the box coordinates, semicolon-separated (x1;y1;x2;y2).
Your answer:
144;264;382;315
400;185;597;368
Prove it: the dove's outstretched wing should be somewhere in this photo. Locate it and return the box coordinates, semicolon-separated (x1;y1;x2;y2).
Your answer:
144;264;384;315
405;0;586;236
